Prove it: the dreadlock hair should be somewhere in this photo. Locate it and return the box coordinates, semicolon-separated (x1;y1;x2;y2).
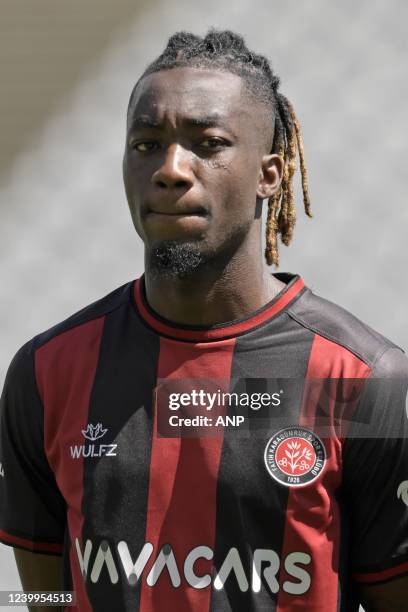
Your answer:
128;29;312;267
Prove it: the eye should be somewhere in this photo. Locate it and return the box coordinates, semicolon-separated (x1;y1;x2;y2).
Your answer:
130;141;159;152
200;137;228;149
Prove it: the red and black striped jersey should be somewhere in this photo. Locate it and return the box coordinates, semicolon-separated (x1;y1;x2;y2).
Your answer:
1;272;408;611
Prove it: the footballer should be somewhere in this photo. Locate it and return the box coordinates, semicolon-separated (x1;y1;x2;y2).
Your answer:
1;30;407;611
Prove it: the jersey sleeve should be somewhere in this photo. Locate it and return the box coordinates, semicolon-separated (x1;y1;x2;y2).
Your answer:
0;340;66;554
341;347;408;584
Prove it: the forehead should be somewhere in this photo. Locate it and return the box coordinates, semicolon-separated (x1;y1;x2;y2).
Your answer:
128;67;251;126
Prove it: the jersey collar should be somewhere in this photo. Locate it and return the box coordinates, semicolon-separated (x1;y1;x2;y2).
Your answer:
133;272;305;342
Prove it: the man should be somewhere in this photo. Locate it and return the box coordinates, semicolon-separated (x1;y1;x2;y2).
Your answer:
1;29;407;612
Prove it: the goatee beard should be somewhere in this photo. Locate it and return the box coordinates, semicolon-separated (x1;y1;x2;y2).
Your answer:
147;240;207;280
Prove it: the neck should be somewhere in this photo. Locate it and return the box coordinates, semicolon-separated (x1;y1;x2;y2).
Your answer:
143;242;285;327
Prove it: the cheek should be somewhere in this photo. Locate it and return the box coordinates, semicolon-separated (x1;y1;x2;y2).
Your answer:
123;160;145;232
214;170;258;222
123;154;152;196
208;153;260;208
123;166;132;202
123;158;135;183
122;157;135;198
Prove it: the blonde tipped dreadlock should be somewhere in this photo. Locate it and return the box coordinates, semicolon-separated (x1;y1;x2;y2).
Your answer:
130;29;312;267
265;94;312;266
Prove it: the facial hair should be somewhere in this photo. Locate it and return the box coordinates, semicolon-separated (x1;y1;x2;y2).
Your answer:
147;240;208;280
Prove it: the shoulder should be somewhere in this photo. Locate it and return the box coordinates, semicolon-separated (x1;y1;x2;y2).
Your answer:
288;286;405;370
5;280;134;380
34;280;133;349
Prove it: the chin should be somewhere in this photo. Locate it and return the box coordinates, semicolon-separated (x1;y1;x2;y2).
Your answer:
146;240;208;280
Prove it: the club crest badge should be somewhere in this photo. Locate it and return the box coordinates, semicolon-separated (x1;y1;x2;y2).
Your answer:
264;427;326;487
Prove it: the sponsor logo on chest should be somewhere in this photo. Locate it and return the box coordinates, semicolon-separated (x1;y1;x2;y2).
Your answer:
69;423;117;459
74;538;312;595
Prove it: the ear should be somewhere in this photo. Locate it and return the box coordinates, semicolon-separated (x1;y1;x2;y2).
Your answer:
256;153;284;200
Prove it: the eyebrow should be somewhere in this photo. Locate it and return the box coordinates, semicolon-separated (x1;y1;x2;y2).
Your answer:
129;113;230;131
129;116;161;129
184;114;227;128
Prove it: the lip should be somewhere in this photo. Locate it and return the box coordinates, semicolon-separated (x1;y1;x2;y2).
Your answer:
147;210;207;216
146;205;209;217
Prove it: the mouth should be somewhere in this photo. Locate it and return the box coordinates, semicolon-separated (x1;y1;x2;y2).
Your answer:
147;211;208;218
144;206;209;235
145;198;209;216
147;207;208;217
142;201;210;238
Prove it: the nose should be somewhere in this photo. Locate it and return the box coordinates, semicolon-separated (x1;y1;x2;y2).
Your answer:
151;144;194;190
